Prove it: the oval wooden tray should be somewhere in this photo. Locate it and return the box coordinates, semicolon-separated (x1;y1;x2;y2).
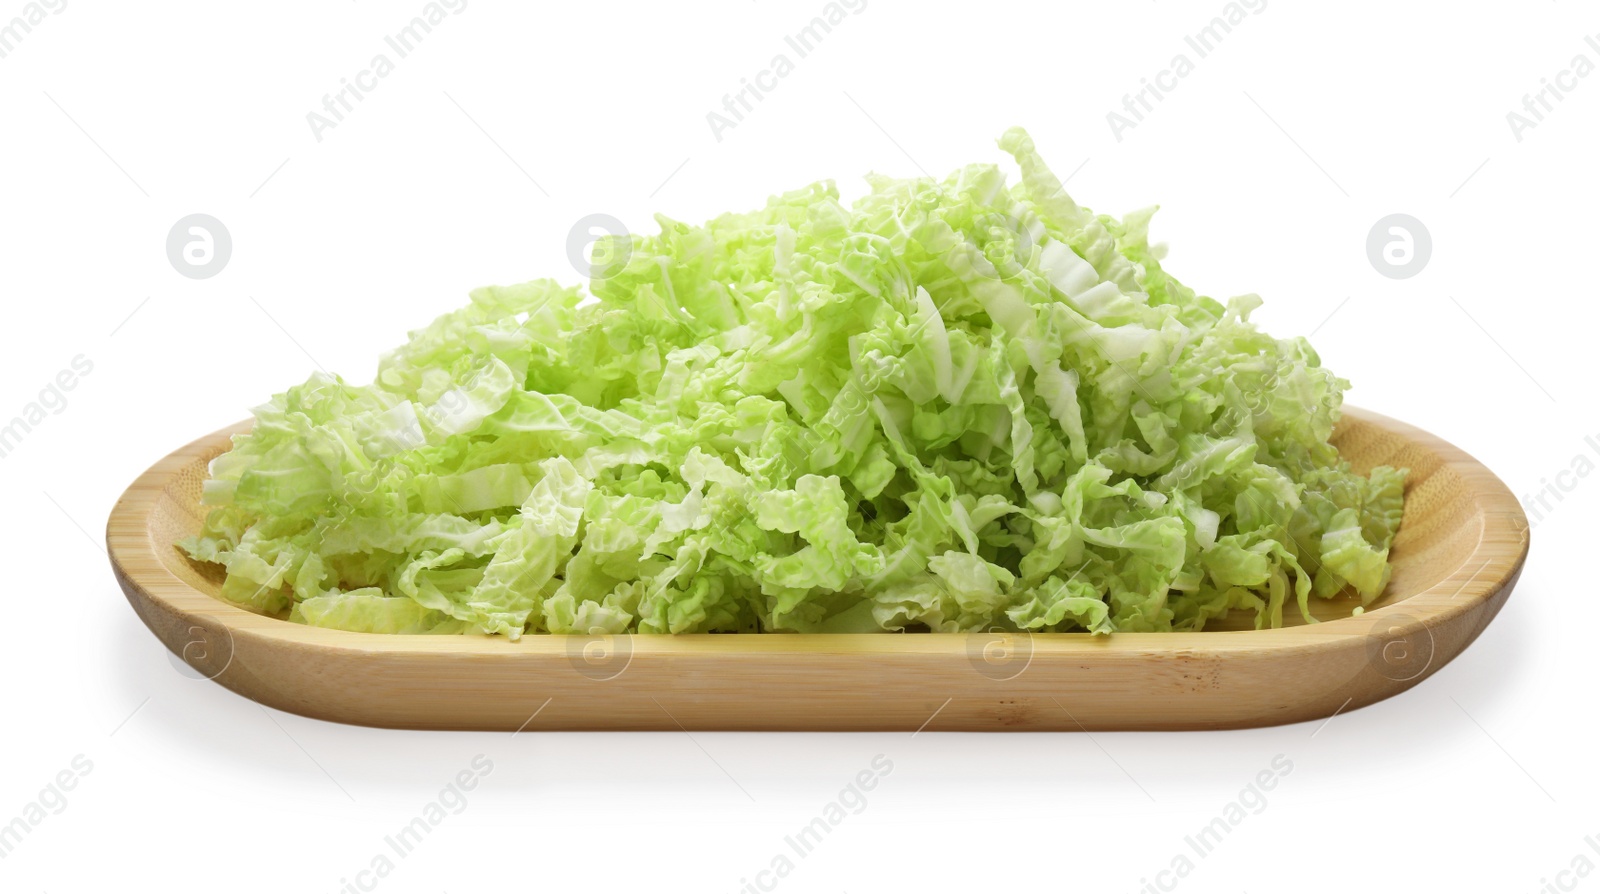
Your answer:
107;407;1527;731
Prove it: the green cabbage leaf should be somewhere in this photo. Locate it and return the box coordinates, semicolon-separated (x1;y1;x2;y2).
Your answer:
180;128;1404;637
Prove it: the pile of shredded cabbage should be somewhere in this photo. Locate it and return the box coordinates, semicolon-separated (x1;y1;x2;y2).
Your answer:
181;128;1405;637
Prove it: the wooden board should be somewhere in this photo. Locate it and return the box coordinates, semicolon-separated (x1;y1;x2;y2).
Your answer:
106;407;1528;731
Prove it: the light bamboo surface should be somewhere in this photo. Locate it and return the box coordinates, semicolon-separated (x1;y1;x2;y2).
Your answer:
106;407;1528;731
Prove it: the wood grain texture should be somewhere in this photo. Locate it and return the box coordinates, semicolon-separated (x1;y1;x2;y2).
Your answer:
106;407;1528;731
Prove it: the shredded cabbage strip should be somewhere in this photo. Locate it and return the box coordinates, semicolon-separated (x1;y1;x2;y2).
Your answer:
181;128;1405;638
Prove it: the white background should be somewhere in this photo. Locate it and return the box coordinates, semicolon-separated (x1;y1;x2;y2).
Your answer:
1;1;1595;891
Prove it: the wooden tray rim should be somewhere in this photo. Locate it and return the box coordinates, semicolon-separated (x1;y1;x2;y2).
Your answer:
107;407;1529;661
